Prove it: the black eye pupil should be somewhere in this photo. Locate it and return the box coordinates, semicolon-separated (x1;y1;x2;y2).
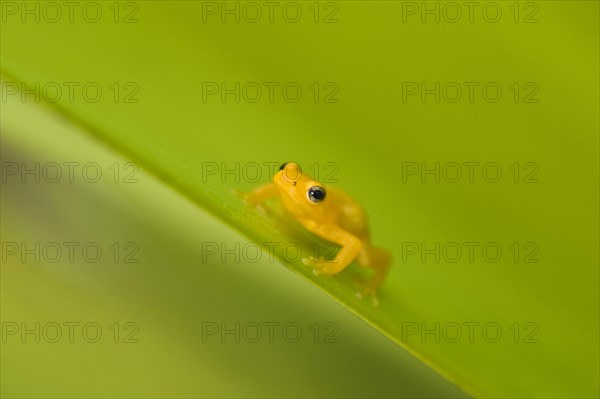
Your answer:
308;186;326;202
279;163;288;171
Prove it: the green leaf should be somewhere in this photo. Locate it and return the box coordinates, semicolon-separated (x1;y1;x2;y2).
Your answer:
2;88;467;398
1;2;598;397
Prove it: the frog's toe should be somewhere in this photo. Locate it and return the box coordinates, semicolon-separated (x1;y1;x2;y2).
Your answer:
302;256;314;266
302;256;325;268
315;267;341;277
355;284;380;306
231;188;247;200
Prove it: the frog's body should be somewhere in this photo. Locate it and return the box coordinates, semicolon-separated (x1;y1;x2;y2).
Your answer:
245;162;391;298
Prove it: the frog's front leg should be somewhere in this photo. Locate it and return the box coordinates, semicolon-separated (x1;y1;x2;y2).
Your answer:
243;182;278;207
302;223;362;275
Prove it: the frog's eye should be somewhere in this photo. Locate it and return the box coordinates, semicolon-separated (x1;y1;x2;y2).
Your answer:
279;163;288;171
307;186;326;203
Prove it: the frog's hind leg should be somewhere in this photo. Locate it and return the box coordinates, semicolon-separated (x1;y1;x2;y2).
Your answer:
305;224;363;275
356;245;392;302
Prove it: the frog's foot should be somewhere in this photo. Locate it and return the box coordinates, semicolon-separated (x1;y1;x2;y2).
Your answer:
353;280;380;307
232;189;269;215
231;188;256;206
231;188;246;200
302;256;330;275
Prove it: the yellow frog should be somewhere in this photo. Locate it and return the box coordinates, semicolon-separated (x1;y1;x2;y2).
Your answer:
244;162;391;300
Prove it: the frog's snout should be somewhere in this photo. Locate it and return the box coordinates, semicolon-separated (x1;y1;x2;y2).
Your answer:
276;162;304;187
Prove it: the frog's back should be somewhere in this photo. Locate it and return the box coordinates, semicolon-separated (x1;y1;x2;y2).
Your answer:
328;187;370;241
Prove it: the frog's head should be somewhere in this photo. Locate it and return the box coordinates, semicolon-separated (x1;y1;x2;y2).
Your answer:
274;162;327;211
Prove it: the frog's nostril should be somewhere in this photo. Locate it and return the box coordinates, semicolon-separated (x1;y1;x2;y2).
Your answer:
279;163;288;171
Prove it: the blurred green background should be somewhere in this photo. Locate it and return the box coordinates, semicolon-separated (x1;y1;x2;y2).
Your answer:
1;94;467;397
1;1;598;398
